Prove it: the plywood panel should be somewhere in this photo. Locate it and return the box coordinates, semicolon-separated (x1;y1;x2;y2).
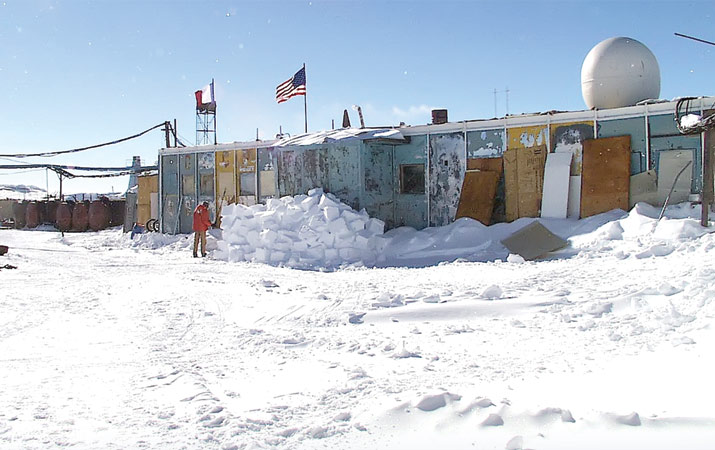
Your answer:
505;126;548;221
500;220;568;260
456;170;499;225
580;136;631;218
467;158;503;174
541;152;572;219
504;146;547;221
138;174;158;206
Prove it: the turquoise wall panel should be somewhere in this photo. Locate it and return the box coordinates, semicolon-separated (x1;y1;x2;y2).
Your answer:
362;143;394;228
179;153;197;234
467;129;504;158
649;114;701;192
160;155;180;233
327;143;361;210
393;135;428;229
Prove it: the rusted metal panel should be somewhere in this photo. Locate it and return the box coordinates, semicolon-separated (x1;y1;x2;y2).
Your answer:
301;146;330;195
467;129;504;158
504;125;548;221
550;121;594;175
179;153;197;234
215;150;237;204
429;132;466;227
277;150;299;197
362;143;394;228
327;143;360;210
393;135;428;229
581;136;631;218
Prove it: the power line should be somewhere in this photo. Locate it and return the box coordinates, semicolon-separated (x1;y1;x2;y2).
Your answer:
674;32;715;47
0;122;166;158
0;168;47;176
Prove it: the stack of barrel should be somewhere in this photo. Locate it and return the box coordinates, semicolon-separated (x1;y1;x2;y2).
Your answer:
12;198;125;232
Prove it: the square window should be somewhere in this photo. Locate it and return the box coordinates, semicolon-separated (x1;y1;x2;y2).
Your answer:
400;164;425;195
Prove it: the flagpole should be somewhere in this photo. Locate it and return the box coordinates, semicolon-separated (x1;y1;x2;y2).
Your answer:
303;63;308;133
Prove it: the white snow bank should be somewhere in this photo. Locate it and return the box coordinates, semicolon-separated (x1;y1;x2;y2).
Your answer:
211;192;715;270
571;202;713;250
213;188;385;269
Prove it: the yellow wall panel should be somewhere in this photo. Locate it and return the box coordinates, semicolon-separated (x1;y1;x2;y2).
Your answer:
215;150;237;203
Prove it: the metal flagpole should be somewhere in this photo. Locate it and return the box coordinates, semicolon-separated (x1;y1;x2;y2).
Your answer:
303;63;308;133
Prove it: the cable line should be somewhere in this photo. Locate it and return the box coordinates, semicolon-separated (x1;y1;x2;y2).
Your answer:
0;122;166;158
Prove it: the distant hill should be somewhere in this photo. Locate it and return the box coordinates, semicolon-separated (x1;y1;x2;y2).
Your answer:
0;184;47;201
0;184;124;201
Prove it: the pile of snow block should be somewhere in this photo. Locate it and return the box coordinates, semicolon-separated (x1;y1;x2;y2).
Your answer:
213;188;387;268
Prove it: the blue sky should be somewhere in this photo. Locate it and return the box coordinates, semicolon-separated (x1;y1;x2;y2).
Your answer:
1;0;713;195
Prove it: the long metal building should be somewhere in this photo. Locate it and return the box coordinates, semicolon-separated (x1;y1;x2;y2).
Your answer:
158;97;714;234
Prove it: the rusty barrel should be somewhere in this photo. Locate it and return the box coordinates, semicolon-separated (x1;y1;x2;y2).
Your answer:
25;201;42;228
109;200;125;227
71;201;89;232
88;200;110;231
55;202;73;231
45;200;59;224
12;201;27;229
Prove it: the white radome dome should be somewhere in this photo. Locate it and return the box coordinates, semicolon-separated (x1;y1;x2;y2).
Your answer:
581;37;661;109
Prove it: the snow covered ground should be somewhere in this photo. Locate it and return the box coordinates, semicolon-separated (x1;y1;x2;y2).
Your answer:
1;202;715;449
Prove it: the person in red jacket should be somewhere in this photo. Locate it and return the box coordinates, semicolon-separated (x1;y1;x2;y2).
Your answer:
192;201;212;257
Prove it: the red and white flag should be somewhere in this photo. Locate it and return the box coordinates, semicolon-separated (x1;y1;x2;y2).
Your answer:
195;80;216;110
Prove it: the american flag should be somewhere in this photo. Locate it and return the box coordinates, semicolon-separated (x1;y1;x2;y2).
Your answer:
276;67;306;104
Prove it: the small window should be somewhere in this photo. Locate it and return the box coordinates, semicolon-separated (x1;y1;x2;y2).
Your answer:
400;164;425;194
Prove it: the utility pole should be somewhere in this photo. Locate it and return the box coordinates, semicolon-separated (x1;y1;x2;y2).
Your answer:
164;121;171;148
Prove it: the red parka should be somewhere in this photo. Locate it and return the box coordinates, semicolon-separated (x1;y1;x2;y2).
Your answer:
192;203;212;232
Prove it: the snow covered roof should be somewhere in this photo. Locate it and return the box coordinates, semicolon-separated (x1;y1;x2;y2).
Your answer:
275;128;405;147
